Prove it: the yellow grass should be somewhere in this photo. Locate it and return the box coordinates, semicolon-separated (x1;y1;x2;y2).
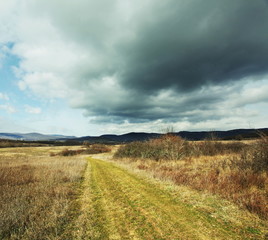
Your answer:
79;157;268;239
0;146;87;240
1;145;267;239
114;136;268;219
114;154;268;217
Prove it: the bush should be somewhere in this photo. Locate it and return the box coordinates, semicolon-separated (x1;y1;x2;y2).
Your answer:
236;135;268;172
58;149;84;156
83;144;111;154
115;134;187;161
114;134;247;161
114;141;145;159
55;144;111;157
190;141;247;157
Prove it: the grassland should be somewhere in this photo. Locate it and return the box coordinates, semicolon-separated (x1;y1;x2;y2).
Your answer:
0;146;87;240
1;143;267;239
72;157;267;239
114;135;268;220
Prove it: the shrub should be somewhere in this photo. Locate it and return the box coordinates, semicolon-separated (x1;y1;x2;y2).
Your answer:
83;144;111;154
58;149;84;156
114;135;247;161
114;141;145;159
190;141;247;157
115;134;187;161
236;135;268;172
55;144;111;157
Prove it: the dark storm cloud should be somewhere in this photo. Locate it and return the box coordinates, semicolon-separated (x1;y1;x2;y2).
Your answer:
14;0;268;127
84;85;228;124
117;0;268;94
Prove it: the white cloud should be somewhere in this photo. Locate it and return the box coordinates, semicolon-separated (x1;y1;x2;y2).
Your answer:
0;93;9;101
18;72;69;99
0;0;267;134
0;104;16;113
0;0;19;43
231;78;268;107
24;105;42;114
0;45;10;68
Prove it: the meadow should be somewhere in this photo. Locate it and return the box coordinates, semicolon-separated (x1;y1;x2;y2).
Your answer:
0;137;267;239
0;146;87;240
114;134;268;220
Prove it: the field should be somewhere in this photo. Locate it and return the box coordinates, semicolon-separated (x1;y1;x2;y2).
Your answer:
0;141;267;239
0;146;87;239
114;135;268;219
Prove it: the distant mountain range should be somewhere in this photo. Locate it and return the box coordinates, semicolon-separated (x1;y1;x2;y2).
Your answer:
72;128;268;143
1;128;267;142
0;132;75;141
69;128;268;143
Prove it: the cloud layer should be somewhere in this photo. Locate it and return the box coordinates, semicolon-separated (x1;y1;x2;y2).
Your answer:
1;0;268;132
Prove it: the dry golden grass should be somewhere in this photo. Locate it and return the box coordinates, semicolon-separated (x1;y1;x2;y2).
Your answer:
133;155;268;218
114;136;268;220
0;146;87;240
1;142;267;239
73;157;267;239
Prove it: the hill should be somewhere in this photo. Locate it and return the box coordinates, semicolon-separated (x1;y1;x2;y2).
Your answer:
1;128;267;143
0;132;75;141
71;128;268;143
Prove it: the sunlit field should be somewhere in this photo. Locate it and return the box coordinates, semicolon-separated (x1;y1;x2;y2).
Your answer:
0;146;87;240
114;135;268;219
1;138;267;239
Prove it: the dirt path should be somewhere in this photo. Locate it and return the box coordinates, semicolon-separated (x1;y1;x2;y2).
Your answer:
73;157;265;240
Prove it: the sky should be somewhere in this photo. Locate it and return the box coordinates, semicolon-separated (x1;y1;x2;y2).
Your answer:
1;0;268;136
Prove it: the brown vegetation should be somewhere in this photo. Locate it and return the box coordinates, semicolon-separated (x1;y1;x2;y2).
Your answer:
114;134;247;160
1;142;267;239
114;134;268;219
0;140;48;148
0;147;87;239
54;144;112;157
